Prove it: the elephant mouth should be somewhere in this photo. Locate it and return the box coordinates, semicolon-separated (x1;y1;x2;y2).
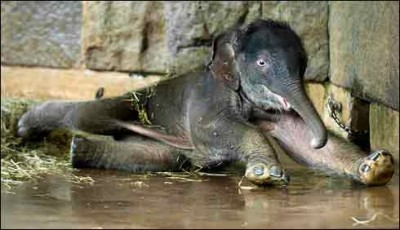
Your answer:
260;85;291;111
255;85;327;149
276;95;291;110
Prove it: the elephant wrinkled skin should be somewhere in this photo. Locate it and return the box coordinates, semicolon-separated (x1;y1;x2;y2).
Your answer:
18;19;394;186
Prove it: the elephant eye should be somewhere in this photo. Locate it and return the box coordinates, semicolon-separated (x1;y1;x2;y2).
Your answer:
257;59;266;66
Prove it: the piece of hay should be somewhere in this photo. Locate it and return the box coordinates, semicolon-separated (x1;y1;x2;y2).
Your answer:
166;176;204;182
125;86;157;126
125;91;152;125
351;212;399;226
237;176;258;191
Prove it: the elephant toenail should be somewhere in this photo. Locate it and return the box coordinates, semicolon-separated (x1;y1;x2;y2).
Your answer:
269;165;282;177
281;173;290;185
368;152;380;161
253;165;264;176
360;164;371;173
17;127;27;137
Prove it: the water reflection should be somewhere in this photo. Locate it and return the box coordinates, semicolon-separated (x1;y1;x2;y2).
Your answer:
1;169;399;229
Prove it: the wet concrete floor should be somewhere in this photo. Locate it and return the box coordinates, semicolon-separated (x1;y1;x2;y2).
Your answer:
1;164;399;229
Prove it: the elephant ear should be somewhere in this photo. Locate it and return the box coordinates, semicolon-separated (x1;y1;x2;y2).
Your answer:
208;30;241;90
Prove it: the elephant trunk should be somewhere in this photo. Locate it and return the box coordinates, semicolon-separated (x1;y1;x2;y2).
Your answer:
285;86;327;149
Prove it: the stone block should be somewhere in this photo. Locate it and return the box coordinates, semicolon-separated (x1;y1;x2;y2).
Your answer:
329;1;399;111
1;1;82;68
83;1;168;73
304;83;326;118
1;66;161;100
370;103;399;163
159;1;259;74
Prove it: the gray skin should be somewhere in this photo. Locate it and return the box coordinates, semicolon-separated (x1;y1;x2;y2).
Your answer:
18;19;394;186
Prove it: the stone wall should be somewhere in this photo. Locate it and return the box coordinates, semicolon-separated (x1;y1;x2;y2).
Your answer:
82;1;329;79
1;1;329;78
1;1;82;68
329;1;399;111
1;1;399;160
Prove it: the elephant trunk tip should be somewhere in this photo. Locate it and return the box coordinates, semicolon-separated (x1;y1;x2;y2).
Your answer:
310;132;327;149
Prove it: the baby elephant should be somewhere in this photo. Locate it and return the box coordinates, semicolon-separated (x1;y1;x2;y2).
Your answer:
18;19;394;187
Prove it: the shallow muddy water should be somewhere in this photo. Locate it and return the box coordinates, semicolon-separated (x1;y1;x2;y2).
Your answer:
1;163;399;229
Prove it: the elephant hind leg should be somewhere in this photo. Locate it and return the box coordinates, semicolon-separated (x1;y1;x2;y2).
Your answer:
358;150;394;186
18;96;139;140
70;135;191;172
264;114;395;186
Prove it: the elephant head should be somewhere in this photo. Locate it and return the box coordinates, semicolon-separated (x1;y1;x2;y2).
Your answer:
208;19;327;149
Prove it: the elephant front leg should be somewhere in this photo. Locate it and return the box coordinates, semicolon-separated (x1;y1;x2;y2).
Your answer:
239;129;290;186
190;118;289;186
264;114;395;186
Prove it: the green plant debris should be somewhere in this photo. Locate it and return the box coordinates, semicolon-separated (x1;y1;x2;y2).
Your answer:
126;91;152;125
1;98;93;192
145;85;157;99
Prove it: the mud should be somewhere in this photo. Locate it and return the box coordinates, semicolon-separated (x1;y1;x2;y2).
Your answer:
1;162;398;229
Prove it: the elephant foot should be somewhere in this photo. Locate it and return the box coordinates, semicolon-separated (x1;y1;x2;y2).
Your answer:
17;111;46;139
245;163;290;186
358;150;395;186
69;136;96;168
